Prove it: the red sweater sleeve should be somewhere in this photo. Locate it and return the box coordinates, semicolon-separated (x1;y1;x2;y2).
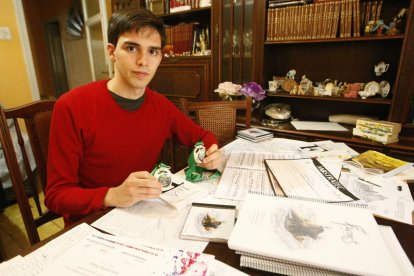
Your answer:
45;96;110;220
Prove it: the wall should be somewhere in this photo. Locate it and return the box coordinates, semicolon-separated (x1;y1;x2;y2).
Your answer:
0;0;33;108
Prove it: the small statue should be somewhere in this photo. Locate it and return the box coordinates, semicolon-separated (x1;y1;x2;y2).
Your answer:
299;75;312;95
286;69;296;80
371;19;390;35
199;29;207;55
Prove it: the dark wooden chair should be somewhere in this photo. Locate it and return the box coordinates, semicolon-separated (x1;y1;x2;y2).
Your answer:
179;97;252;147
0;100;61;245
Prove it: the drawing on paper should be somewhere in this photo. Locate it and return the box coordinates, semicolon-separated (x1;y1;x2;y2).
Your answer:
272;205;369;249
284;209;324;242
196;211;222;234
333;222;368;244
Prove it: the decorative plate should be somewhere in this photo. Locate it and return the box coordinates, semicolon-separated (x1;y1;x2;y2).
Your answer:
364;81;380;95
379;80;391;98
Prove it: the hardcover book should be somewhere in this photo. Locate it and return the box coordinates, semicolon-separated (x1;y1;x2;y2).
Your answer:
343;150;413;178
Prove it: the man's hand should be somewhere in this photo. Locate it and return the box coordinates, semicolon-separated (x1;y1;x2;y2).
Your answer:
103;171;162;208
198;144;222;170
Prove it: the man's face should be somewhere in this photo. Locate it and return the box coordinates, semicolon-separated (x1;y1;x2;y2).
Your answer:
107;28;162;95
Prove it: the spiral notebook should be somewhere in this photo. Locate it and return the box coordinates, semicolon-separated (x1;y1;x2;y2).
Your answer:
228;194;404;276
264;158;359;203
238;225;414;276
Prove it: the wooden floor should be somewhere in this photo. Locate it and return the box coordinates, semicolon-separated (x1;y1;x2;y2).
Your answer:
0;192;63;262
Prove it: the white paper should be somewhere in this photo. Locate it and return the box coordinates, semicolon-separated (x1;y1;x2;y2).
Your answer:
266;158;356;202
40;231;213;276
92;199;208;252
209;259;249;276
340;173;414;224
291;121;348;131
18;223;102;275
160;180;209;210
215;151;280;200
379;226;414;276
0;255;24;276
228;194;403;276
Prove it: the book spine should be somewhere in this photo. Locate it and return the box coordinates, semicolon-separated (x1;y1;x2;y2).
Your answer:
376;0;383;22
267;8;272;41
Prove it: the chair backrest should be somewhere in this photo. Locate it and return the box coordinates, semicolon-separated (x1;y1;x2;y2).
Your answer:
0;100;60;245
179;97;252;147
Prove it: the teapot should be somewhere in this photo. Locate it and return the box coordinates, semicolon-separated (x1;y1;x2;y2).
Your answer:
374;61;389;76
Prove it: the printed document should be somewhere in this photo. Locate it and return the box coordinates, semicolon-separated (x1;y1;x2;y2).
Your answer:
340;173;414;224
215;151;281;200
40;231;214;276
265;158;357;202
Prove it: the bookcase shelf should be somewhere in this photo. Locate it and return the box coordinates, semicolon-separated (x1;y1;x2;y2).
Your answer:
266;92;393;105
249;0;414;156
265;34;404;44
157;7;211;19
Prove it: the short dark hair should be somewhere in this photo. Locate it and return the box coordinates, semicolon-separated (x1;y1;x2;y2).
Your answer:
108;8;166;48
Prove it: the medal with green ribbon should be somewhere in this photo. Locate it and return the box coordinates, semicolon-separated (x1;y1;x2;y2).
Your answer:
185;141;221;182
151;162;173;191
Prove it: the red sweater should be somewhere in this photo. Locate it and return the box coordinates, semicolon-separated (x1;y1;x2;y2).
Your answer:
45;80;216;225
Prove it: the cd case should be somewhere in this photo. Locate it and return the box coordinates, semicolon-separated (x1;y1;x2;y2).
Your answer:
180;203;236;243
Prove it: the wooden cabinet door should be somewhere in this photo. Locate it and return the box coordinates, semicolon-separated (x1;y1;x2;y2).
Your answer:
149;57;211;102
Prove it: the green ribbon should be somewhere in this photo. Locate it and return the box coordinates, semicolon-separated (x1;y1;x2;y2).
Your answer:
185;141;221;182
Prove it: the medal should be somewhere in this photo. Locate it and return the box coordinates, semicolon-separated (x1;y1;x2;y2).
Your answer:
151;162;172;190
193;142;206;164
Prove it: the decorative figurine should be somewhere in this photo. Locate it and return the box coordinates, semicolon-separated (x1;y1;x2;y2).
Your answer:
374;61;389;76
286;69;296;80
299;75;312;95
371;19;390;35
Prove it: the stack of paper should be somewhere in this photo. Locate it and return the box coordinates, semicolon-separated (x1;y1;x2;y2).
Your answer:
228;194;411;276
237;127;273;142
353;118;402;144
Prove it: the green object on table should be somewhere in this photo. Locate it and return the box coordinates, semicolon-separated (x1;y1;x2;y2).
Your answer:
185;141;221;182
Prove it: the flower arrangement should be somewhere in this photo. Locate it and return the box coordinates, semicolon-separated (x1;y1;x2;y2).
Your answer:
214;82;242;100
215;81;266;102
240;82;266;101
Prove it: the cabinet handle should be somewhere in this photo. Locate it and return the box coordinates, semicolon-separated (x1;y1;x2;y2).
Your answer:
168;57;180;63
215;24;219;43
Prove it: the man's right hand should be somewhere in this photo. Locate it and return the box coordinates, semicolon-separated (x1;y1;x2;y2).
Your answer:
103;171;162;208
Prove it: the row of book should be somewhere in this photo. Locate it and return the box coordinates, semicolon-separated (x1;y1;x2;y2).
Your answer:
266;0;382;41
164;23;209;55
146;0;210;15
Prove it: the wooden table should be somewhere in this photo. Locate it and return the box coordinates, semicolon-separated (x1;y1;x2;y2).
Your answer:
21;198;414;275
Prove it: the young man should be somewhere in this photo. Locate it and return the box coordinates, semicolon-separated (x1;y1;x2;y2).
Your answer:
45;8;222;226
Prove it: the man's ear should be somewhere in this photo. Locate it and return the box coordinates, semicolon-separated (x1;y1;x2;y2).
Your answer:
107;43;116;62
